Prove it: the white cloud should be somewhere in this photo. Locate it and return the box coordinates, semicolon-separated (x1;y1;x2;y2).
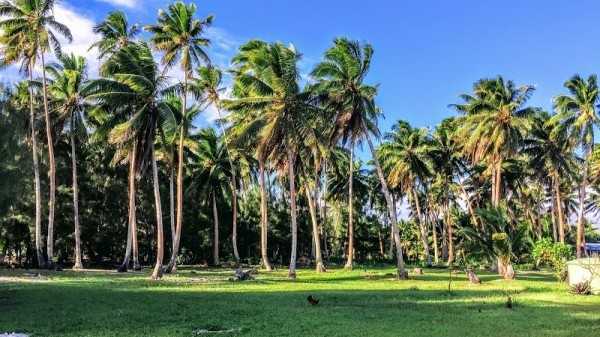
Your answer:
205;27;238;52
95;0;137;9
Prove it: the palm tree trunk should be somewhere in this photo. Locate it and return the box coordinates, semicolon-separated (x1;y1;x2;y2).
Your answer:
150;142;164;280
119;144;137;272
441;190;448;262
576;142;591;258
302;168;325;272
70;114;82;270
445;201;455;266
132;209;140;270
428;205;440;264
212;187;220;266
458;178;479;228
40;52;56;265
259;160;272;270
345;141;355;270
321;161;329;259
164;166;176;272
494;159;502;207
363;126;407;279
214;105;240;264
412;187;432;267
554;175;565;244
28;63;45;269
550;187;558;242
286;147;298;279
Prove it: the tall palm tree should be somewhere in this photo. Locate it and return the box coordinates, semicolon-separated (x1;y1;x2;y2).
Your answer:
145;1;213;272
85;41;169;279
523;112;577;244
192;64;242;265
552;74;599;258
89;11;140;60
90;10;142;271
224;40;319;279
191;127;232;266
311;38;407;277
379;121;434;266
46;53;88;269
450;76;535;208
0;0;72;266
0;9;45;267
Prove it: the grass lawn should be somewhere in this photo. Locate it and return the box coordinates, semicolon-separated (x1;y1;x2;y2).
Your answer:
0;265;599;336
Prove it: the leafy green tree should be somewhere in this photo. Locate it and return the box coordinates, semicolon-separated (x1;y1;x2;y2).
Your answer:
89;11;140;59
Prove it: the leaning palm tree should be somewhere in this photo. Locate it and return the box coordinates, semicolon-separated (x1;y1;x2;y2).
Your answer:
145;1;213;272
89;11;140;60
224;40;320;279
192;64;242;265
311;38;407;278
46;54;88;269
551;74;600;258
379;121;434;267
0;0;72;266
85;41;169;279
450;76;535;208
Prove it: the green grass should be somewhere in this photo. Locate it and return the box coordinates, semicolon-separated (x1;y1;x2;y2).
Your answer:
0;266;599;336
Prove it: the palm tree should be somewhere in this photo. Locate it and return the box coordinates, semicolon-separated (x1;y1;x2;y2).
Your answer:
192;64;242;265
450;76;535;208
552;74;600;258
85;41;169;279
0;0;72;266
523;112;577;244
224;40;320;279
145;1;213;272
191;127;232;266
0;10;45;268
90;10;142;271
311;38;407;277
46;53;88;269
379;121;434;267
89;11;140;60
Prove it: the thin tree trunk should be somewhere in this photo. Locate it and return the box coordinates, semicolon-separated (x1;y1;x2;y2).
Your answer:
364;127;407;279
555;175;565;244
302;168;325;272
166;166;175;270
412;187;432;267
212;187;220;266
377;223;385;256
119;144;137;272
321;161;329;259
430;209;439;264
214;105;240;264
576;142;591;258
132;207;140;270
458;178;478;228
494;159;502;207
150;143;164;280
70;115;82;270
40;52;56;265
441;192;448;261
259;160;272;270
286;148;298;279
345;141;355;270
550;187;558;242
445;201;455;266
28;63;45;268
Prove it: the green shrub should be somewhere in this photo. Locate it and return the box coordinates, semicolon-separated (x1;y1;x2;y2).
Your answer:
532;238;573;281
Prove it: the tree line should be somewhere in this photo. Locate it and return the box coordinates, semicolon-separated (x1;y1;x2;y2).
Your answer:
1;0;599;280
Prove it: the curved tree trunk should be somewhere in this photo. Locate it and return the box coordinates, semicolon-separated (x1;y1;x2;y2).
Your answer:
28;63;45;269
576;142;591;258
212;187;220;267
40;52;56;265
119;144;136;272
150;143;164;280
555;174;565;244
458;178;478;228
286;147;298;279
259;160;272;270
70;115;83;270
345;142;355;270
364;127;407;279
302;169;324;272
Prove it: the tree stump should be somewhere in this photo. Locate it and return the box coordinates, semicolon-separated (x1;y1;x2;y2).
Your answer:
413;268;423;275
504;265;515;280
234;268;255;281
465;268;482;285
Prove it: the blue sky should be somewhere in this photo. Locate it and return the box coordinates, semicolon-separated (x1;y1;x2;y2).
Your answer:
6;0;600;136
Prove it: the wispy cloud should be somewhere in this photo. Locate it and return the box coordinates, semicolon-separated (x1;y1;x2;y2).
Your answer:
205;27;239;52
95;0;137;9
